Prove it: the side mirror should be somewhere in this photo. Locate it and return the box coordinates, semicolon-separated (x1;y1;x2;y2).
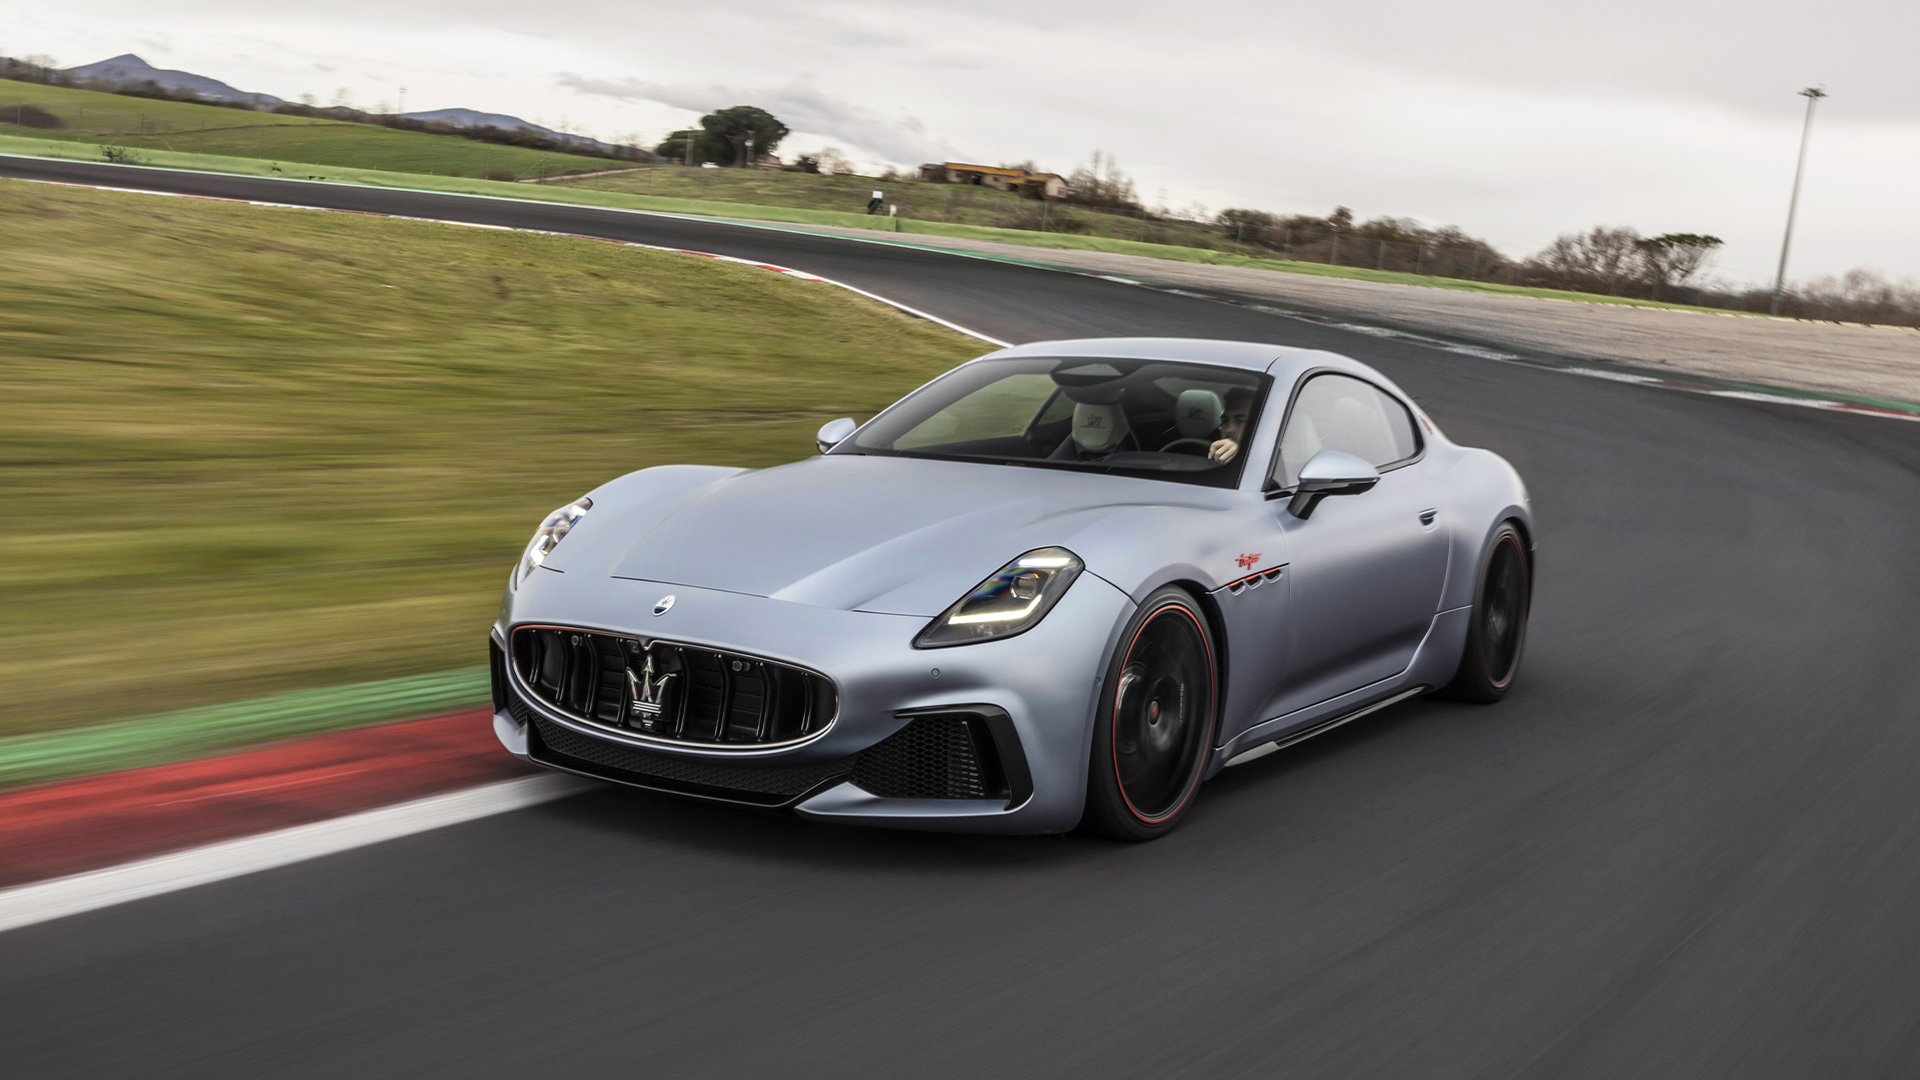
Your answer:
1287;450;1379;519
816;417;858;454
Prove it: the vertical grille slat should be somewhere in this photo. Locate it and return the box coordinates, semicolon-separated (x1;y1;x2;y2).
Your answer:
511;626;836;749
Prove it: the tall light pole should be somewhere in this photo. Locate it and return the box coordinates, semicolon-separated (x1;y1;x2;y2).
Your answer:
1771;87;1827;315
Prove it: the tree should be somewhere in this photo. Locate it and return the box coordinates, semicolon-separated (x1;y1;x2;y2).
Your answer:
1217;208;1276;244
1531;226;1641;294
698;106;789;167
1636;233;1723;296
1064;151;1139;209
654;128;708;164
816;146;855;175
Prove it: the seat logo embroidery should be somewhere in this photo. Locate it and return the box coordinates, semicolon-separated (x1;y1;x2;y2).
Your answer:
1235;552;1262;569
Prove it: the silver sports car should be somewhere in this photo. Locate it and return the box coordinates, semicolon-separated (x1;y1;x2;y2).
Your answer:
489;338;1533;839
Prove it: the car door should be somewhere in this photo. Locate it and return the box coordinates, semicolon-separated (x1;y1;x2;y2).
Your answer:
1261;373;1449;720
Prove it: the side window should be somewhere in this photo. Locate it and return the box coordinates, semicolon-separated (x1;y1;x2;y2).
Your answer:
1273;374;1420;487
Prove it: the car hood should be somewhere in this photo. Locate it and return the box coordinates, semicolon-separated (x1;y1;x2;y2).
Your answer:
598;455;1206;616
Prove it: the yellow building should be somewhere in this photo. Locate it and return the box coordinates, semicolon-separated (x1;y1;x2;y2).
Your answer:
918;162;1071;199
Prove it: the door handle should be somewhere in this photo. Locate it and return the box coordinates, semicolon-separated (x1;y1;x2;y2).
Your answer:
1419;508;1438;526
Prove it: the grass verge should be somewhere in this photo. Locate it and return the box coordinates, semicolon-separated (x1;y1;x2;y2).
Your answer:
0;132;1756;318
0;669;488;789
0;178;980;756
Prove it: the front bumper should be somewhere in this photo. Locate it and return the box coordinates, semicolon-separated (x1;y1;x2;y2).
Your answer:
491;566;1132;834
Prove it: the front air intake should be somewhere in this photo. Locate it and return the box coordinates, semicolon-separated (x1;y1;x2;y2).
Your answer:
510;625;837;749
528;714;852;807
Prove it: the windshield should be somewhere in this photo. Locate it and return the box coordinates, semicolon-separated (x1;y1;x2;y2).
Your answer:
837;357;1270;488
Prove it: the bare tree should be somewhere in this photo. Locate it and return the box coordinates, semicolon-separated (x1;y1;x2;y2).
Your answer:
1532;226;1642;294
1065;151;1139;209
816;146;856;176
1637;233;1723;297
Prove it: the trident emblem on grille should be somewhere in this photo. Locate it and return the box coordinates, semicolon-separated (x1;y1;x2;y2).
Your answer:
626;650;675;719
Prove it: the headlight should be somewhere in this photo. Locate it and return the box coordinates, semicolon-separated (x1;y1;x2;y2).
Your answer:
514;496;592;588
914;547;1083;648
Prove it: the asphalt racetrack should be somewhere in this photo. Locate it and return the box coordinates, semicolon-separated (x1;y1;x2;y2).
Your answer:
4;158;1917;1078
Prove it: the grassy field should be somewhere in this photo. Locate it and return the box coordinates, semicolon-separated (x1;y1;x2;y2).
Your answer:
0;78;613;178
0;178;981;740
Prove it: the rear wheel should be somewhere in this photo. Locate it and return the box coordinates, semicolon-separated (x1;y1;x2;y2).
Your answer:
1081;587;1217;841
1443;522;1531;702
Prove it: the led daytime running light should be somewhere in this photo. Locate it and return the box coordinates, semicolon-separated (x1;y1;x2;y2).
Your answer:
914;546;1083;648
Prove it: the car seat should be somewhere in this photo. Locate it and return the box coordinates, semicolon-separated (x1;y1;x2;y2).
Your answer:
1173;389;1223;439
1058;401;1131;456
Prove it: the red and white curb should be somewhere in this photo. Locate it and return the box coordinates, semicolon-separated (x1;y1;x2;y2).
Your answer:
0;709;588;933
0;774;589;934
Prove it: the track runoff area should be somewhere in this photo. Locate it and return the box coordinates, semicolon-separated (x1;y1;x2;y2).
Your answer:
2;154;1917;1079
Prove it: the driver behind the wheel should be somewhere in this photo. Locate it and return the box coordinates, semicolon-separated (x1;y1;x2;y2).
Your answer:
1209;387;1254;463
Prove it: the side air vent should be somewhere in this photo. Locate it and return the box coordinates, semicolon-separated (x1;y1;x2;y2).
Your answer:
851;714;1015;801
510;625;837;749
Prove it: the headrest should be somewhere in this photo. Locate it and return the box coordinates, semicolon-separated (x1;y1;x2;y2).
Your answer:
1072;402;1129;453
1174;389;1223;439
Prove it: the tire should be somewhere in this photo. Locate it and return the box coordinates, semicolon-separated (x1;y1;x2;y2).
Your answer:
1443;522;1531;703
1081;587;1218;841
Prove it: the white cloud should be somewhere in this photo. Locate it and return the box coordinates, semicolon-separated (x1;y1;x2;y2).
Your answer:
556;73;949;164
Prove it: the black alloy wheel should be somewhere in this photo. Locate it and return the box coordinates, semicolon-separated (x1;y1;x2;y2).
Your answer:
1081;587;1217;840
1444;522;1531;703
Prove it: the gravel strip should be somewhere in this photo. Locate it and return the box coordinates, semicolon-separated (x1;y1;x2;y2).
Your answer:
787;222;1920;406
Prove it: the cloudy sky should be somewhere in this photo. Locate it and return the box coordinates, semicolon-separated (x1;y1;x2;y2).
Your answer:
10;1;1917;283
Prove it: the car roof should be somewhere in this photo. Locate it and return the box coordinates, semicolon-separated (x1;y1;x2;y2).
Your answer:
976;337;1409;400
982;337;1328;374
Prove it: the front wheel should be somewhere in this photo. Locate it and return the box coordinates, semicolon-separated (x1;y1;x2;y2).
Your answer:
1443;522;1531;702
1081;587;1218;841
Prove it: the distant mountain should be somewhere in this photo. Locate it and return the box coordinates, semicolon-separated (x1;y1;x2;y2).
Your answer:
402;107;616;153
57;53;641;159
65;54;285;106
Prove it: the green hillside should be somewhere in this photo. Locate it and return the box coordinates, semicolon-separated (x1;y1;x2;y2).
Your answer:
0;78;614;178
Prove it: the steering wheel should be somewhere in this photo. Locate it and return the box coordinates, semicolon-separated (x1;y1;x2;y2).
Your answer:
1158;437;1214;456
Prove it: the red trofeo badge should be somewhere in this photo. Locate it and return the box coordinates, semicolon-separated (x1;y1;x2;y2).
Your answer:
1235;552;1262;569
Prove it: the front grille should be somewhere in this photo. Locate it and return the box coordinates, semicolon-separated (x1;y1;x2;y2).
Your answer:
851;717;1008;800
511;625;836;748
530;715;853;807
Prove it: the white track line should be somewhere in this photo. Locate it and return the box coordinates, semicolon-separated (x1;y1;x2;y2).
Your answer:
0;773;592;934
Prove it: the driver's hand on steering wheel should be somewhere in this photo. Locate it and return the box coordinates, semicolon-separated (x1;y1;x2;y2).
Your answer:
1208;438;1239;462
